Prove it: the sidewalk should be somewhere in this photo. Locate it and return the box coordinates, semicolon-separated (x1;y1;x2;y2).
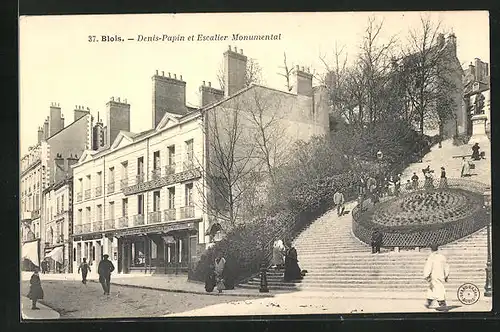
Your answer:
21;296;60;320
22;272;276;298
166;290;492;317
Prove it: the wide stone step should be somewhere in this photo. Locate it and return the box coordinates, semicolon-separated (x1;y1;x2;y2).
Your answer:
304;270;486;277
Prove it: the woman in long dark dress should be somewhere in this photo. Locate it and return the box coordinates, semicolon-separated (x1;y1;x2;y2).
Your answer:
27;267;44;310
284;241;303;282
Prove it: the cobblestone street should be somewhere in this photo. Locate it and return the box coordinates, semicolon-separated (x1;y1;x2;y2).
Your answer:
21;279;260;319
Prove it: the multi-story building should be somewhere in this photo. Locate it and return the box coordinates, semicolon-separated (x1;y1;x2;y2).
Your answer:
21;103;93;270
71;46;330;275
463;58;491;136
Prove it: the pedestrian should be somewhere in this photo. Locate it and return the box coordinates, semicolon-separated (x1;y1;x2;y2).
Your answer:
97;254;115;296
333;190;345;216
41;259;47;274
78;257;91;285
471;143;481;161
405;179;412;191
371;229;383;254
27;267;44;310
271;239;286;269
461;157;471;177
411;172;419;190
283;240;304;282
394;174;401;196
423;168;435;190
439;167;448;189
204;263;216;293
214;251;226;294
423;244;450;309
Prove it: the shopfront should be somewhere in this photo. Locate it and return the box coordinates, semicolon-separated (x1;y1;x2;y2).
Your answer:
113;220;200;274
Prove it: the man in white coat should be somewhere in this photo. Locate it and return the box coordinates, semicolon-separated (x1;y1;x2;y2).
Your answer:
333;190;345;216
423;244;450;308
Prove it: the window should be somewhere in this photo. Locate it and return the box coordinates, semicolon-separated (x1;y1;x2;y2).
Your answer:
109;202;115;219
73;248;76;262
86;207;91;223
137;157;144;175
97;204;103;221
86;175;91;190
77;209;83;225
168;187;175;209
138;195;144;215
185;139;194;162
153;191;161;211
61;194;64;212
78;178;83;193
109;167;115;182
97;171;102;186
121;162;128;179
185;183;193;206
153;151;160;170
122;199;128;217
56;197;60;214
168;146;175;165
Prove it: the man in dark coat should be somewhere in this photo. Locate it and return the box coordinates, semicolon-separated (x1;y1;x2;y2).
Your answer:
27;267;44;310
371;229;383;254
98;254;115;295
471;143;481;161
284;240;304;282
78;258;91;284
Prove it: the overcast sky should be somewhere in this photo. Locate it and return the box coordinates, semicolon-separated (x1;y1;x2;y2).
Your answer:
19;11;490;155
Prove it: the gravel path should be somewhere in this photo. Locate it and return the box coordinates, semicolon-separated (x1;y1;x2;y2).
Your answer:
21;280;259;319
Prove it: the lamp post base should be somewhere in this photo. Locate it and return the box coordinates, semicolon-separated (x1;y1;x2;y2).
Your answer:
484;263;493;297
259;266;269;293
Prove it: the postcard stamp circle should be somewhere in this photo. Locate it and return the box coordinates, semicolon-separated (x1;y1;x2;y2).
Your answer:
457;283;480;305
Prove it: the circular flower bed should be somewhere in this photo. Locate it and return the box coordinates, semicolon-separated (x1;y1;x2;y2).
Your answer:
371;189;481;227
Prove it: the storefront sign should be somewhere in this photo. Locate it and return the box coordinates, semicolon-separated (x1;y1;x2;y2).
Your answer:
112;220;200;237
162;235;175;244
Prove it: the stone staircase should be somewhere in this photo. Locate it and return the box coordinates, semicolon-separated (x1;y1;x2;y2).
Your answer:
239;201;489;292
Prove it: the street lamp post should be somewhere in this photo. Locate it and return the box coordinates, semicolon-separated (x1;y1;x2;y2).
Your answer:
483;189;492;297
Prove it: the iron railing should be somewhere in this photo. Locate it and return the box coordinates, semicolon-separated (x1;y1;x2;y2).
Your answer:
136;173;145;184
92;221;103;232
84;189;91;200
120;178;128;189
76;192;83;202
118;216;129;228
151;168;162;181
95;186;102;197
148;211;162;224
165;164;176;176
164;208;176;221
104;219;115;230
74;224;82;234
179;206;194;219
82;223;91;233
107;182;115;194
183;160;194;171
133;214;145;226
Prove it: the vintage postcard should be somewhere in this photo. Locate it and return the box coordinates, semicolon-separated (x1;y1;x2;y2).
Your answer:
19;11;492;319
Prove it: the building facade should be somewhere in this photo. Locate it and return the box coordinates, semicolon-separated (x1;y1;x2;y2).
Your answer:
21;103;93;271
70;46;330;275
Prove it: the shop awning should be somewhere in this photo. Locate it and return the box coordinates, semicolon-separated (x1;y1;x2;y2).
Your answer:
21;240;39;267
44;246;64;263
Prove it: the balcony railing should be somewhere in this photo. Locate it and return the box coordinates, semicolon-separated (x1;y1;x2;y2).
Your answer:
133;214;145;226
31;209;40;219
118;216;129;228
136;173;145;184
179;206;195;219
107;182;115;194
164;163;176;176
84;189;91;200
164;208;176;221
93;220;103;232
151;168;162;181
74;224;82;234
120;178;129;189
95;186;102;197
82;223;91;233
56;234;64;244
148;211;162;224
183;160;194;171
76;192;83;202
104;219;115;230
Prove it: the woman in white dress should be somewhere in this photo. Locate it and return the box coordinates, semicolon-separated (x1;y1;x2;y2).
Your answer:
271;239;286;269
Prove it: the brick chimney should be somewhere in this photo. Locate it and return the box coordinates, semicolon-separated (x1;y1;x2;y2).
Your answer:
49;103;63;136
293;66;313;97
92;112;105;150
199;81;224;107
66;154;79;175
54;153;66;184
474;58;484;82
152;70;187;128
223;45;247;97
106;97;131;146
43;117;49;139
74;105;90;122
37;126;44;143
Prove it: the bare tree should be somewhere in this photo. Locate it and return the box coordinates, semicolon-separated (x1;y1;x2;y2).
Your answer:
197;100;258;230
277;52;295;92
400;16;457;137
